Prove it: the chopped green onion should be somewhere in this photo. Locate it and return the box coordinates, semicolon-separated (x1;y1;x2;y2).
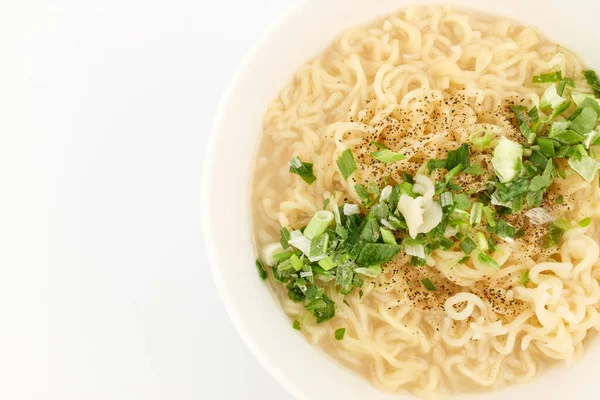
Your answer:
292;320;301;330
445;164;463;183
537;137;556;158
478;253;500;269
476;231;489;252
357;243;402;267
579;217;592;227
458;255;470;264
569;107;598;135
289;156;316;184
421;278;437;291
525;207;553;226
404;243;426;259
280;227;291;249
255;258;268;280
540;85;566;110
492;137;523;183
453;193;471;210
469;130;495;150
355;184;370;205
379;227;397;245
337;149;357;180
470;202;483;226
304;210;334;239
532;71;562;83
313;295;335;323
568;146;600;182
460;237;477;254
519;269;530;286
447;144;470;170
520;121;536;144
273;251;296;262
309;233;329;261
483;206;496;227
428;158;447;172
289;254;304;271
583;70;600;97
323;198;330;210
493;219;516;242
556;195;564;204
370;142;406;163
440;191;453;207
336;261;354;295
353;265;382;278
463;165;483;175
380;185;393;202
343;204;360;216
335;328;346;340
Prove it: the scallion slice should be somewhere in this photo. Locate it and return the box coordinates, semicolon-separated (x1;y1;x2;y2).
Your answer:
308;234;329;262
335;328;346;340
470;202;483;226
255;258;268;280
379;227;397;245
459;237;477;254
579;217;592;227
304;210;334;239
440;191;453;207
289;156;316;184
343;203;360;216
370;142;407;163
337;149;357;180
476;231;489;252
421;278;437;291
478;253;500;269
519;269;530;286
404;243;426;260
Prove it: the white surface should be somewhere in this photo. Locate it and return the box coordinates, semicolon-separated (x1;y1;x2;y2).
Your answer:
2;0;295;399
204;1;600;400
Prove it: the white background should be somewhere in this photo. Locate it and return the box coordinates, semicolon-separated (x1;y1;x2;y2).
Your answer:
2;0;296;399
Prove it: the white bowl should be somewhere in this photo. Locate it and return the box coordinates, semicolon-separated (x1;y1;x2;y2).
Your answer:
202;0;600;398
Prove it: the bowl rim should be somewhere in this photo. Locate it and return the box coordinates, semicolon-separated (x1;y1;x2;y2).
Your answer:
201;1;309;399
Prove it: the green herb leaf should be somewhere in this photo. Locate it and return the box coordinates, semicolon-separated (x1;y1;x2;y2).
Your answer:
337;149;357;180
289;156;316;184
421;278;437;291
292;320;301;330
334;328;346;340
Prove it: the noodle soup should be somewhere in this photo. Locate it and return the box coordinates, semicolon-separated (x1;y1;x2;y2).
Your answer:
251;4;600;396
